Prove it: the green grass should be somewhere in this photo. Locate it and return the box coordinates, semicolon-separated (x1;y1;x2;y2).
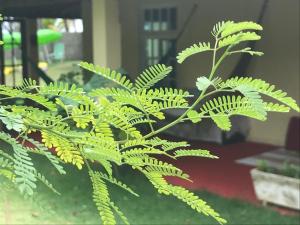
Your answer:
4;60;79;86
40;60;80;85
1;155;299;225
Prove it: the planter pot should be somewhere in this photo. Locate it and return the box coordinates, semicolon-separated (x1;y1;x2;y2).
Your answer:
250;168;300;210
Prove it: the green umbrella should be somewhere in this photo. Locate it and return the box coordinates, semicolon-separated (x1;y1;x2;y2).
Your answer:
2;29;62;50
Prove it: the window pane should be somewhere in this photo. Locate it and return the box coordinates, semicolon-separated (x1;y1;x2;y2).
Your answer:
146;38;152;57
143;7;177;32
170;7;177;30
152;9;160;31
144;9;152;31
145;9;151;21
161;8;168;31
162;40;171;56
153;39;159;57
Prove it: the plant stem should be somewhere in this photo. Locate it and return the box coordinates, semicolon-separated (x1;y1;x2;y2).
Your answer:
25;121;83;139
0;97;17;101
77;145;93;172
143;92;205;139
143;38;228;140
142;88;224;140
136;96;155;132
211;38;219;72
209;46;231;80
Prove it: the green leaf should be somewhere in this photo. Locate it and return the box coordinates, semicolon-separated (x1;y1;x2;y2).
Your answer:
218;32;261;48
187;110;202;123
89;171;116;225
174;149;218;159
17;78;38;91
200;95;266;121
264;102;290;112
110;201;130;225
79;62;134;91
135;64;172;89
235;85;266;118
196;76;213;91
14;146;37;196
84;147;122;166
221;21;263;38
35;172;60;195
145;164;190;181
219;77;300;112
228;47;264;56
211;21;234;37
177;42;211;64
96;171;139;197
0;85;57;111
0;19;297;225
24;137;66;175
0;107;24;132
209;112;232;131
168;185;227;224
39;81;91;104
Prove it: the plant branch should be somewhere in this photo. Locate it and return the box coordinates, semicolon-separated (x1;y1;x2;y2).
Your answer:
143;44;231;140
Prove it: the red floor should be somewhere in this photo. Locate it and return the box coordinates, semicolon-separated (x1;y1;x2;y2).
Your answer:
164;140;275;203
24;132;297;214
25;132;273;203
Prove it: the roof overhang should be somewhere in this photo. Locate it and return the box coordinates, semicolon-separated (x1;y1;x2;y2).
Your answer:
0;0;83;19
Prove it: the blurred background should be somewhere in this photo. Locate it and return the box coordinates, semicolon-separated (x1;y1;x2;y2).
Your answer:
0;0;299;224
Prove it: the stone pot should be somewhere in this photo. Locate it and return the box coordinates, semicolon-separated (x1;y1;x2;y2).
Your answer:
250;168;300;210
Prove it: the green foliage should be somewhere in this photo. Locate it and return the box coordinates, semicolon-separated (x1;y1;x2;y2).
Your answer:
211;21;234;37
280;162;300;179
95;171;139;197
0;19;299;225
79;62;134;91
90;171;116;225
0;107;25;131
35;171;60;195
168;185;227;224
187;110;202;123
199;95;267;130
177;42;212;64
219;76;300;112
218;32;261;48
174;149;219;159
257;160;300;179
135;64;173;89
0;132;62;196
196;76;213;91
220;21;263;38
24;137;66;175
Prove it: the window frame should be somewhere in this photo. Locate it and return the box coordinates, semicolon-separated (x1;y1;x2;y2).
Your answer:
138;1;179;70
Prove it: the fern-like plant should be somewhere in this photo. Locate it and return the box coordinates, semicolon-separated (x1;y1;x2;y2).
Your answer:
0;17;299;225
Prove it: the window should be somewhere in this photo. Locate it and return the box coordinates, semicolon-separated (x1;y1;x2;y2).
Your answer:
0;18;24;86
145;38;175;66
143;7;177;32
140;4;178;87
142;6;177;67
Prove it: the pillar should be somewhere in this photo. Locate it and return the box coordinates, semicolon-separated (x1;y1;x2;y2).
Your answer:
81;0;122;69
21;18;39;83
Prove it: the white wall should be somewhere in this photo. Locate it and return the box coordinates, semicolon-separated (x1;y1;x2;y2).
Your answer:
92;0;121;69
247;0;300;146
176;0;300;146
120;0;299;146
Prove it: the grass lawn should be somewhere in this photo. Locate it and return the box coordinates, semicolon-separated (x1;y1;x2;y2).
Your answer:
4;60;80;86
40;60;80;85
1;155;299;225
